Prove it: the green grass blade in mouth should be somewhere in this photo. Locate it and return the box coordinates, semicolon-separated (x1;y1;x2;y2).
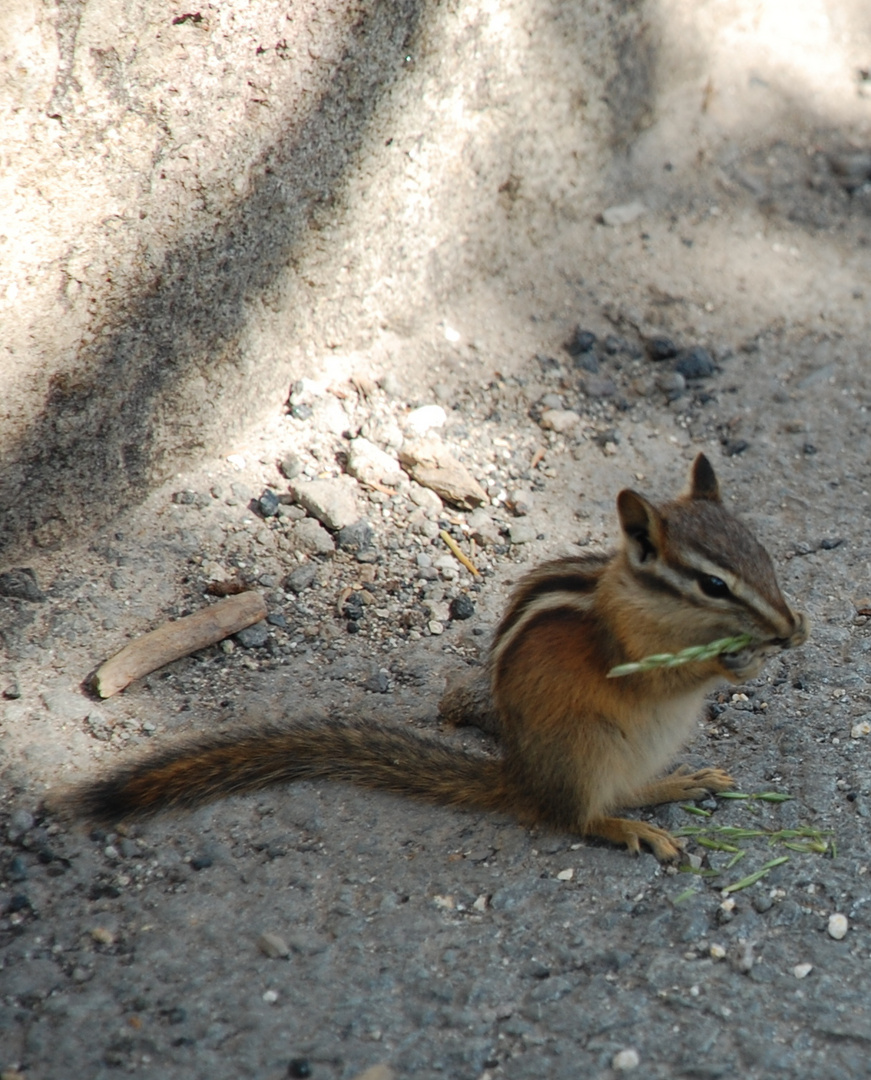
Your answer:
607;634;755;678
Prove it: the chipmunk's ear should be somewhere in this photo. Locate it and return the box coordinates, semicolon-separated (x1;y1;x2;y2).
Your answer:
617;489;665;567
688;453;721;502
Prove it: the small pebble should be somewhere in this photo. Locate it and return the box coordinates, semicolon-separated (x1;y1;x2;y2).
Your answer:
793;963;813;979
827;913;848;940
556;868;574;881
404;404;447;435
612;1048;640;1071
235;622;270;648
564;327;597;356
288;1060;312;1079
674;346;715;380
509;523;537;545
574;351;600;374
582;374;616;398
258;490;280;517
280;453;303;479
646;336;678;361
364;669;390;694
428;620;444;635
285;564;317;593
0;567;46;602
601;200;645;226
728;940;755;974
656;371;686;400
539;408;580;434
723;439;749;457
449;595;475;620
336;520;375;552
258;932;291;959
8;810;35;840
262;989;279;1004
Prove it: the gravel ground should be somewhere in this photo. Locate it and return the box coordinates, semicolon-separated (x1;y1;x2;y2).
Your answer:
4;325;871;1079
5;1;871;1078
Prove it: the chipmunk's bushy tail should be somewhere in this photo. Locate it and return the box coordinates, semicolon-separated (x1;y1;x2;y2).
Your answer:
73;720;514;822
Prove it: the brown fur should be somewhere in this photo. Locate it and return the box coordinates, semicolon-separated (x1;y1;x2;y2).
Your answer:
69;455;808;861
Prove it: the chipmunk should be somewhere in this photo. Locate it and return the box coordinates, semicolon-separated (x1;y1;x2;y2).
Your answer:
72;454;808;860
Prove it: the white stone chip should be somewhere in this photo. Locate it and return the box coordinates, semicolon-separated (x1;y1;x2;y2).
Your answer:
612;1048;640;1071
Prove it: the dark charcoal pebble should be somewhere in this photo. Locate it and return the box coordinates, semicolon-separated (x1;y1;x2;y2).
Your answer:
803;443;817;455
723;439;749;457
674;346;715;380
346;621;360;634
564;327;597;356
450;595;476;620
285;564;317;593
258;490;280;517
288;1060;312;1079
336;521;375;552
190;855;213;871
267;612;288;628
342;594;366;621
820;537;845;550
235;621;270;648
0;567;46;602
646;336;678;361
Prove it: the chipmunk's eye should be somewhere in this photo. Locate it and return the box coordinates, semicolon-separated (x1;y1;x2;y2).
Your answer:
698;574;732;599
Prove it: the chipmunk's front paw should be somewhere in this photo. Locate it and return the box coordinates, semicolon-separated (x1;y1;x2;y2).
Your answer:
667;765;735;799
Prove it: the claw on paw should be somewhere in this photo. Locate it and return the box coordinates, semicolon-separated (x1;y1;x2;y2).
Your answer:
671;766;734;799
586;816;685;863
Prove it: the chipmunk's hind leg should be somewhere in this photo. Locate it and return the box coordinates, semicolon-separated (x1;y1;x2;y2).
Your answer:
585;815;684;862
